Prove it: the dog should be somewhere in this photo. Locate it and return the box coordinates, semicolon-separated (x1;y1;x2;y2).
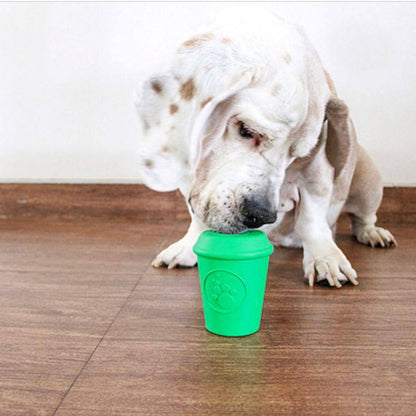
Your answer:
135;8;396;288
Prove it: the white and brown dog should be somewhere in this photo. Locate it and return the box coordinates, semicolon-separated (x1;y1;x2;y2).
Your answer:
135;8;396;288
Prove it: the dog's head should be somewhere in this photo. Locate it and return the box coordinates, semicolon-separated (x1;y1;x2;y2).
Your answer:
188;70;327;233
136;23;330;233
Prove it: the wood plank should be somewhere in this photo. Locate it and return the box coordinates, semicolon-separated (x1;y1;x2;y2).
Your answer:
0;184;180;222
378;186;416;225
54;224;416;415
0;213;414;415
0;220;170;416
0;220;169;274
1;184;415;223
0;270;142;416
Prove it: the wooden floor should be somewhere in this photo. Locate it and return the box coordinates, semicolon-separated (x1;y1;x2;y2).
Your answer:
1;217;415;415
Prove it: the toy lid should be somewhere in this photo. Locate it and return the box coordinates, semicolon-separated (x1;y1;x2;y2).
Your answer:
193;230;274;260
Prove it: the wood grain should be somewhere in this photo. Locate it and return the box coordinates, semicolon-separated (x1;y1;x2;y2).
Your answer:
1;184;415;223
0;184;184;222
54;223;415;415
0;213;415;415
0;220;173;416
378;186;416;224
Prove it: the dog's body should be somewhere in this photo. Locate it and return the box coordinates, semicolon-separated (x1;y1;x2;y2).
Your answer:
136;8;396;287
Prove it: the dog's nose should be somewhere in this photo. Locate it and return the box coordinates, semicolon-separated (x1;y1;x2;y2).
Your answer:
240;197;277;229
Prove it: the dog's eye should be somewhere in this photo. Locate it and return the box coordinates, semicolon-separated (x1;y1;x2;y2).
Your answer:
238;122;254;139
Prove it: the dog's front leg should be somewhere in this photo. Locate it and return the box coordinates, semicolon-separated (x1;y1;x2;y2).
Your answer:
295;187;359;288
152;213;207;269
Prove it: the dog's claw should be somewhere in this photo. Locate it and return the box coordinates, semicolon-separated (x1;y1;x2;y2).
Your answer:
356;226;397;249
151;258;166;268
305;272;315;287
167;260;179;270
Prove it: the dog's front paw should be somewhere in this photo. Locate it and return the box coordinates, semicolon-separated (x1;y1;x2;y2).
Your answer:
303;243;358;288
355;225;397;248
151;239;197;269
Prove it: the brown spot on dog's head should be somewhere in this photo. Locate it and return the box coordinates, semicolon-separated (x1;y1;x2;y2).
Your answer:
183;38;199;48
162;146;170;153
283;53;292;64
182;33;215;48
169;104;179;115
151;80;162;94
144;159;154;169
200;97;213;108
180;78;196;101
221;37;231;44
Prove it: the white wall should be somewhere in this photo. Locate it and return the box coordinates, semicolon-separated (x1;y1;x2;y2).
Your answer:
1;2;415;184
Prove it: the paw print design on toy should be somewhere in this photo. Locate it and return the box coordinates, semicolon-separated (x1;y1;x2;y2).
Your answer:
204;271;246;312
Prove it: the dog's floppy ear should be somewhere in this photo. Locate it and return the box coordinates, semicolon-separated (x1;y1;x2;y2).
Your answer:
135;74;179;129
325;96;358;183
189;71;259;169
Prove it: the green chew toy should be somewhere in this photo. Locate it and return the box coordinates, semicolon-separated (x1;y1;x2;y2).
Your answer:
193;230;274;337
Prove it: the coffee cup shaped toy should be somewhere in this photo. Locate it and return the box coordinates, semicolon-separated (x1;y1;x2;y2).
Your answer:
193;230;274;337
